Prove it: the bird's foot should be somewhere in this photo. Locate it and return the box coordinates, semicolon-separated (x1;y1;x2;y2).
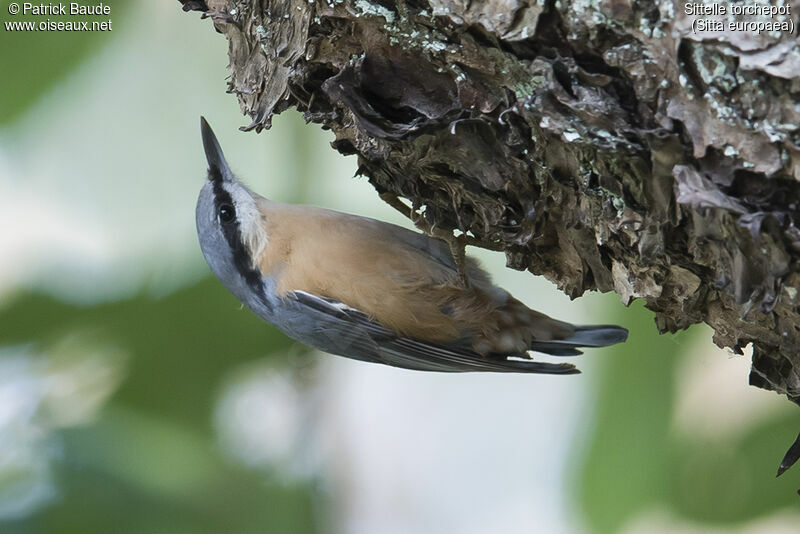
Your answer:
379;192;508;288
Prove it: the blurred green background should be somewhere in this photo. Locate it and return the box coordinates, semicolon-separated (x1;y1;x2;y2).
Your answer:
0;1;798;533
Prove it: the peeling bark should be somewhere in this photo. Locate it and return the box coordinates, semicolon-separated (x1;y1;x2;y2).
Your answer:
180;0;800;413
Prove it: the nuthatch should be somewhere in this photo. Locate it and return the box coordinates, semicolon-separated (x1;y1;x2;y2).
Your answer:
196;118;628;374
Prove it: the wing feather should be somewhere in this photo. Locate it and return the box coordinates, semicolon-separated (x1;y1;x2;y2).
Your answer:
286;290;578;375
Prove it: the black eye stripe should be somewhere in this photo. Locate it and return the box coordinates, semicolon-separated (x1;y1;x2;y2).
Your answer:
209;179;265;298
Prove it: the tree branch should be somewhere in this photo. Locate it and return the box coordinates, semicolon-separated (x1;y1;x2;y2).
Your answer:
180;0;800;415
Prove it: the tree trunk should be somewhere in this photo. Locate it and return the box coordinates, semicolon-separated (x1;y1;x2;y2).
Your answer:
180;0;800;414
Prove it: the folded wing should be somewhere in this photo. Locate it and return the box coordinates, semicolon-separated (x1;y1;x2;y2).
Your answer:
283;290;580;374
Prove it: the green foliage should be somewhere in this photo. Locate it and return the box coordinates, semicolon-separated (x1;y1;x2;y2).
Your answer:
0;0;128;125
0;278;319;534
577;300;799;533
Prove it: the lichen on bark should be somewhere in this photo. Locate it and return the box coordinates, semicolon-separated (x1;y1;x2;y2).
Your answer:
180;0;800;414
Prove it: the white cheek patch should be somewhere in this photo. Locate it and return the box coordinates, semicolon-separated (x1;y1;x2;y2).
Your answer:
224;182;268;265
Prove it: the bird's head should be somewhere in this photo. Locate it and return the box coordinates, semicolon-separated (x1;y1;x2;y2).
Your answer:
196;117;269;300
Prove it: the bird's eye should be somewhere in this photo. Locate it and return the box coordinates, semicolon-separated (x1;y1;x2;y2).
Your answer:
218;203;235;224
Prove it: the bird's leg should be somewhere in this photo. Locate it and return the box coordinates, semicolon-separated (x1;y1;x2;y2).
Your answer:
380;192;437;235
411;201;470;288
448;233;471;288
380;192;414;220
379;192;503;249
380;192;473;287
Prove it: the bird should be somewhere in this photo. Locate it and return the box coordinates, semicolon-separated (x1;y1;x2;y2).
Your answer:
195;117;628;374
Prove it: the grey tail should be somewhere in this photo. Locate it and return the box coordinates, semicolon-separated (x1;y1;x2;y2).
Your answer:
529;325;629;357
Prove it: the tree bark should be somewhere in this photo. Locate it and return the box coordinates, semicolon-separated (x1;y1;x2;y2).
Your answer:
180;0;800;411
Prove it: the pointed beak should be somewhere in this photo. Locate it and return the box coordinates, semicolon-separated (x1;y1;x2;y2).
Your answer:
200;116;231;182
